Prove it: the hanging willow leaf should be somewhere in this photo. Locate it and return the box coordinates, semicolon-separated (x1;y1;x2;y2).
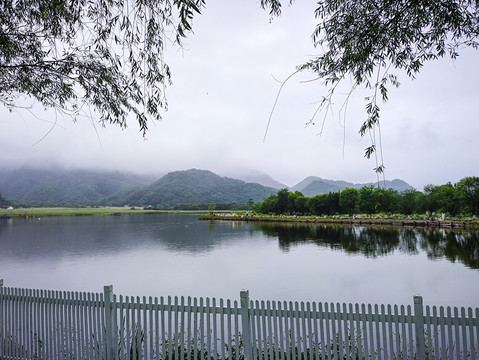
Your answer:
0;0;206;134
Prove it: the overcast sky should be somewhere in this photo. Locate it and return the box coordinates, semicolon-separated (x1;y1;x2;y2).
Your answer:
1;1;478;190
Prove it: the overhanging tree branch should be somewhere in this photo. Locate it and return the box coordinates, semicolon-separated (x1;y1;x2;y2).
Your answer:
0;0;206;134
262;0;479;177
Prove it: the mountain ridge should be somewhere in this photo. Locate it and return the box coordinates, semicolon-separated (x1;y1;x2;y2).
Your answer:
291;176;414;196
0;167;155;206
103;169;277;207
0;167;415;207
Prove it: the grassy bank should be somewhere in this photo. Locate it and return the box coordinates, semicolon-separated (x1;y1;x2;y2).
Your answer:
0;207;211;218
199;213;479;230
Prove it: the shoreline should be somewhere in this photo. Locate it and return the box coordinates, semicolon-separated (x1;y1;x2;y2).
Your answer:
2;209;478;230
0;207;211;218
199;214;479;230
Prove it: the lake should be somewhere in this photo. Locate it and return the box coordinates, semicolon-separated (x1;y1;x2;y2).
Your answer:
0;214;478;308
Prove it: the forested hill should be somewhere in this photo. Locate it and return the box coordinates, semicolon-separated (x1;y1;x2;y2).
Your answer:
0;167;415;208
291;177;413;196
0;168;277;208
0;192;12;208
101;169;278;208
0;167;155;207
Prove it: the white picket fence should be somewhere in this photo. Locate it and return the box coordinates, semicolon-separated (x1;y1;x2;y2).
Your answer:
0;279;478;359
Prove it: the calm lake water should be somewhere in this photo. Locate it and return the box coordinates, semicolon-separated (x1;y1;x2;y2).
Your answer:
0;214;478;308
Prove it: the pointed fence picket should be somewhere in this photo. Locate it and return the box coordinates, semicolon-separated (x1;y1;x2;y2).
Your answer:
1;279;478;359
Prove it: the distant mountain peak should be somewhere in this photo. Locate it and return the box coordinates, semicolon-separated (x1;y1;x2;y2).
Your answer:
0;166;414;207
218;169;288;189
118;169;276;207
291;176;414;196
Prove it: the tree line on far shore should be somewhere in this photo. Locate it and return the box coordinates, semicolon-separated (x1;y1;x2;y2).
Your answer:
253;177;479;217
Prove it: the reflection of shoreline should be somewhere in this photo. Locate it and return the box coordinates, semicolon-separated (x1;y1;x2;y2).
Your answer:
0;214;245;261
200;214;479;230
252;221;479;270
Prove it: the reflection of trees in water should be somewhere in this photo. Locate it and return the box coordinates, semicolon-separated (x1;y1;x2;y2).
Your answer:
418;229;479;269
254;223;479;269
255;223;401;257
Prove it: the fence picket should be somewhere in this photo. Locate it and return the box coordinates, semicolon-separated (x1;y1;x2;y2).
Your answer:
233;299;239;360
167;295;172;360
174;296;180;360
387;304;393;358
424;305;431;360
226;299;232;360
200;297;205;360
269;300;275;360
206;297;212;359
251;300;259;360
148;296;153;360
292;301;300;360
192;297;198;360
446;306;454;358
469;307;476;360
180;296;186;360
155;296;160;360
461;307;467;360
212;297;218;360
277;301;285;360
306;302;313;360
375;304;381;360
220;298;225;360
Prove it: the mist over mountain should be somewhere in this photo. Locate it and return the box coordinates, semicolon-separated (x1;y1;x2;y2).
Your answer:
102;169;277;207
0;166;414;208
291;177;414;197
0;192;12;208
0;167;278;208
0;167;155;207
219;169;288;189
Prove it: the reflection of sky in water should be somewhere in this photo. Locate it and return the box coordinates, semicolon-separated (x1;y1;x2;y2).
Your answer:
0;215;478;308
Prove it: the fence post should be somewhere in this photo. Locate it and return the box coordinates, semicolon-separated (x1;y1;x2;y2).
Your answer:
414;295;426;360
240;290;252;360
104;285;115;360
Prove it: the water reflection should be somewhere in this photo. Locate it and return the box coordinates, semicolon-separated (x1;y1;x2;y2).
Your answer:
2;216;478;269
1;215;478;306
254;223;479;270
0;215;256;260
420;229;479;269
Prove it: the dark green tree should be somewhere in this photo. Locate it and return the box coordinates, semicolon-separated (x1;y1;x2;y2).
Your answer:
275;188;289;214
293;191;307;215
375;188;400;213
324;192;340;215
286;191;306;215
423;183;459;215
415;192;428;214
357;186;377;214
439;183;460;215
306;192;340;215
423;184;442;213
398;189;421;215
339;188;358;215
306;194;327;215
254;194;277;214
456;176;479;215
0;0;205;133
